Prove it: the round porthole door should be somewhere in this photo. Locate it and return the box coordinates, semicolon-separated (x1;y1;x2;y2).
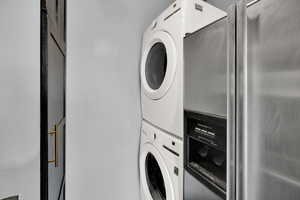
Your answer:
141;31;177;100
140;143;175;200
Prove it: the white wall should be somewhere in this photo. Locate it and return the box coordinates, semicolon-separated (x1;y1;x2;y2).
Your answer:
0;1;40;200
67;0;174;199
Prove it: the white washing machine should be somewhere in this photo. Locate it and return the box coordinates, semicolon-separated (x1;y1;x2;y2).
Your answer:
140;1;184;138
139;120;183;200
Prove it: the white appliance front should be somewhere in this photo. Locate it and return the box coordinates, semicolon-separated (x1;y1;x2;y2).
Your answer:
141;31;177;100
139;121;183;200
140;143;175;200
141;1;184;138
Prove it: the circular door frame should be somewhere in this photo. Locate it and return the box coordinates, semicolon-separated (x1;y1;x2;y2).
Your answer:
140;143;175;200
141;31;177;100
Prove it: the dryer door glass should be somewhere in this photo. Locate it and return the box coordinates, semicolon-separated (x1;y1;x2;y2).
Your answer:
145;42;167;90
145;153;166;200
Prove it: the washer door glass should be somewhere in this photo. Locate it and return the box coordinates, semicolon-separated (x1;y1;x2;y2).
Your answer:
145;42;168;90
145;153;166;200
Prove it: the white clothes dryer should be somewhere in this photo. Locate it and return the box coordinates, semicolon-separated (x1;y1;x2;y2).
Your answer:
140;1;185;138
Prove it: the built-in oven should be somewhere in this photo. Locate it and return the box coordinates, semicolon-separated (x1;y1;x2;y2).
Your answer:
184;111;226;199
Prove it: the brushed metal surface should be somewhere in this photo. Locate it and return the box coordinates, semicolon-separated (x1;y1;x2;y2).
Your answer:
184;17;227;117
226;5;236;200
184;171;222;200
184;4;236;200
236;1;247;200
237;0;300;199
205;0;235;11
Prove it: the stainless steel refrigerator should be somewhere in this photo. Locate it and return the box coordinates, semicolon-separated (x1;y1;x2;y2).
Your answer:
236;0;300;200
184;0;300;200
184;1;236;200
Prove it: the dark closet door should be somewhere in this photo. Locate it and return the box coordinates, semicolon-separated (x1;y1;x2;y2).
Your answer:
47;34;65;200
41;0;66;199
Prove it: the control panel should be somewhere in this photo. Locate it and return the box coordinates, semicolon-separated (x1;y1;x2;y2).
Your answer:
185;110;227;199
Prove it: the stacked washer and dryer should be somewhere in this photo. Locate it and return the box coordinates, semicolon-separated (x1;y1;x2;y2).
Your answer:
139;1;229;200
139;1;184;200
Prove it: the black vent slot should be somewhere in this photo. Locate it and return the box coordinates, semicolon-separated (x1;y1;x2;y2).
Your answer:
164;8;181;21
1;196;19;200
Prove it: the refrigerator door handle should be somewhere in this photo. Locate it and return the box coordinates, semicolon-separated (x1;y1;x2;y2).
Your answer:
236;0;247;200
226;4;237;200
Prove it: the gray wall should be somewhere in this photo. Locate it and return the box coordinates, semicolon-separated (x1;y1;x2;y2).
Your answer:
66;0;173;199
0;1;40;200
